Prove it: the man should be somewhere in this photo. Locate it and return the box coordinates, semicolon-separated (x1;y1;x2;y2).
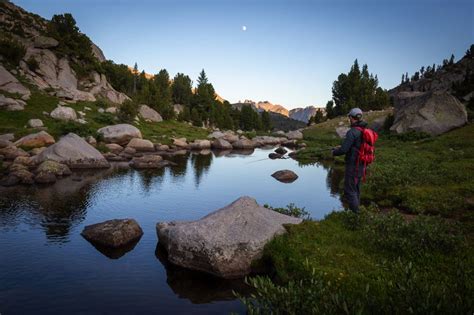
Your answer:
332;108;368;213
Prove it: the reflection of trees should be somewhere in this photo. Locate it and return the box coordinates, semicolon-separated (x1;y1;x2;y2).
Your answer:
0;167;126;243
135;167;165;193
167;154;189;178
190;152;213;188
155;243;250;304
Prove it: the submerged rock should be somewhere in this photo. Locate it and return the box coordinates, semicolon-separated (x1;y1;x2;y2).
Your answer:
157;196;302;279
271;170;298;183
81;219;143;248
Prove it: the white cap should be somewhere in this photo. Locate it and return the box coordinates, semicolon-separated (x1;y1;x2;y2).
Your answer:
348;108;363;118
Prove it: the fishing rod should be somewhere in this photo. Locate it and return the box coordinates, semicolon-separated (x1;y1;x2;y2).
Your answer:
312;147;334;152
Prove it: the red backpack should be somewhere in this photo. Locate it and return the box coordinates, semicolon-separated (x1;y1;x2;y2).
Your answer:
354;126;378;182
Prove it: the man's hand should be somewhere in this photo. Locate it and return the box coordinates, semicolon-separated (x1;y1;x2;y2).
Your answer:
332;145;341;155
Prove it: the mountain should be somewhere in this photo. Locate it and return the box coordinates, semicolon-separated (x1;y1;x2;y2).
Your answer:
267;112;306;131
289;106;325;123
233;100;326;123
230;100;306;131
255;101;289;116
0;1;130;106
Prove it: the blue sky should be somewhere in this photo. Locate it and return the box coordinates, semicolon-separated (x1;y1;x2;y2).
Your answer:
14;0;474;109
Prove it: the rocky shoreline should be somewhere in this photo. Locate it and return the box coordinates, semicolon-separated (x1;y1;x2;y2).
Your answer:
0;124;306;187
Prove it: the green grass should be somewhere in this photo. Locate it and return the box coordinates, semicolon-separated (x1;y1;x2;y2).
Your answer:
0;91;210;144
242;113;474;313
297;112;474;219
240;209;473;314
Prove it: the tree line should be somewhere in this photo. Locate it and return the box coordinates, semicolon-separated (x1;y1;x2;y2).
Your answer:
35;13;273;132
325;60;390;119
400;45;474;85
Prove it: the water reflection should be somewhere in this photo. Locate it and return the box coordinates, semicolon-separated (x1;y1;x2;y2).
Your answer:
155;243;250;304
0;148;344;313
87;237;141;259
190;152;213;187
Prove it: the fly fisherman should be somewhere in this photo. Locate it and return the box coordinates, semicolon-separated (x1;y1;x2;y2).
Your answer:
332;108;369;213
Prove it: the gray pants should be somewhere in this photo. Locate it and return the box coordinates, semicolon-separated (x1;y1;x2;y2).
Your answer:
344;170;362;213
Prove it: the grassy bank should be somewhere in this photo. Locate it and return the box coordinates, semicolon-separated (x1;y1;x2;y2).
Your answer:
238;114;474;314
240;208;473;314
298;113;474;220
0;90;209;143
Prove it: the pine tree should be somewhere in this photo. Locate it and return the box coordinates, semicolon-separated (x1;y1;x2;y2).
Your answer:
331;60;389;116
191;108;203;127
325;100;335;119
449;54;455;65
261;110;272;131
240;105;256;130
313;109;325;124
152;69;174;119
466;44;474;58
133;62;138;94
171;73;193;106
401;73;405;84
413;72;420;81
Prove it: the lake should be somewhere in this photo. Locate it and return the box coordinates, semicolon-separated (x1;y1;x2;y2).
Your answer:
0;147;343;314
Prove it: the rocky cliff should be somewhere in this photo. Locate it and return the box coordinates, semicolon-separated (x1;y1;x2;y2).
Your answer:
388;49;473;135
289;106;325;123
0;1;129;111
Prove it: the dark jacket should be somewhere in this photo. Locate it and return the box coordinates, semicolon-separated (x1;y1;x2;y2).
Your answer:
332;121;368;177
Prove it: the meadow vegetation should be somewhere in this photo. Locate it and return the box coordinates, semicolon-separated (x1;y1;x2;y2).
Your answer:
239;113;474;314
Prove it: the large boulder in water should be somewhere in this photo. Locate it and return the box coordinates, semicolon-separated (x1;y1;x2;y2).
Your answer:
33;133;109;168
98;124;142;145
156;196;302;279
81;219;143;248
390;91;467;136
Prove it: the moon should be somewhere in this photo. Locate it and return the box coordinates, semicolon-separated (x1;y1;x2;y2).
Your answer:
242;25;247;31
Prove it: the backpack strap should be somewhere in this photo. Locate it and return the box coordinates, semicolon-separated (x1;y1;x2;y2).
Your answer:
353;126;365;184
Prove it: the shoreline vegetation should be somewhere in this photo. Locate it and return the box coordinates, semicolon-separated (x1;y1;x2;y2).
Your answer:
236;115;473;314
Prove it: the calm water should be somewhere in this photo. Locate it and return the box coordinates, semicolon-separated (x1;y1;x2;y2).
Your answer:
0;148;343;314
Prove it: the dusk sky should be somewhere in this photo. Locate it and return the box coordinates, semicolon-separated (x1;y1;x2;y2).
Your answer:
14;0;473;109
